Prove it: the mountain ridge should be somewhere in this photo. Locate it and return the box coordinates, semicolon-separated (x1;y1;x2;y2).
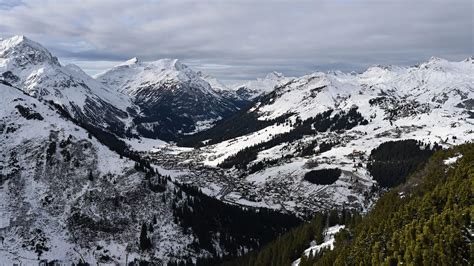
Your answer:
96;56;248;140
0;35;136;138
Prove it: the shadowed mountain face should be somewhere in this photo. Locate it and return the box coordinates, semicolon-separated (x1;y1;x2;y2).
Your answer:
96;58;248;141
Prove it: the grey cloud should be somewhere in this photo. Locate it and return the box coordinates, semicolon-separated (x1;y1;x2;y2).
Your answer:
0;0;472;80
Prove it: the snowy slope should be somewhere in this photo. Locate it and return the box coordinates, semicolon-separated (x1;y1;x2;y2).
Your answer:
199;57;472;156
96;58;244;140
252;57;472;121
0;83;200;264
0;35;136;137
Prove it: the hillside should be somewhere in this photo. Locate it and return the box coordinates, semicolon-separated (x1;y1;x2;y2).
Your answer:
225;142;473;265
311;142;473;265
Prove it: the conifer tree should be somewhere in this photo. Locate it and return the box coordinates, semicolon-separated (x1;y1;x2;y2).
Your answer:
140;222;152;250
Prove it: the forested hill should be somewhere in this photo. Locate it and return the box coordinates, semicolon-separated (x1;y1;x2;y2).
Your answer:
311;142;473;265
227;142;473;265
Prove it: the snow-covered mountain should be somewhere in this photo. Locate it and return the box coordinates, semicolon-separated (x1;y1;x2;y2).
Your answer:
152;57;473;215
233;71;293;100
0;36;136;137
252;57;473;121
0;37;295;263
0;82;189;263
197;71;249;110
96;58;246;140
0;35;247;141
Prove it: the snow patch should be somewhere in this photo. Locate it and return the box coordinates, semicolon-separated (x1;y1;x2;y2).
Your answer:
292;225;345;266
124;137;167;152
444;154;463;165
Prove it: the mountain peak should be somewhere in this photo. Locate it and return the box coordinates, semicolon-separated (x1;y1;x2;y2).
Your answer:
97;57;218;97
6;35;28;44
264;71;284;80
114;57;140;68
426;56;449;65
148;58;184;70
0;35;60;66
2;35;40;52
9;35;26;43
464;56;474;63
126;57;139;64
416;56;450;70
428;56;442;62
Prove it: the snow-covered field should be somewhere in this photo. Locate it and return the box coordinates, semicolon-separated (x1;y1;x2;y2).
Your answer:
203;123;294;166
124;137;167;151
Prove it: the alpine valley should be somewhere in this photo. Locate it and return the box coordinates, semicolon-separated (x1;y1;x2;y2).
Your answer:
0;36;472;265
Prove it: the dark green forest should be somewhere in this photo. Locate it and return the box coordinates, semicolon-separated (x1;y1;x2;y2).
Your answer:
221;210;361;266
170;184;302;265
303;169;341;185
367;139;441;188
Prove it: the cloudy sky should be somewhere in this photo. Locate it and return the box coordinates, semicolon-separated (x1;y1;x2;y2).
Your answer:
0;0;472;80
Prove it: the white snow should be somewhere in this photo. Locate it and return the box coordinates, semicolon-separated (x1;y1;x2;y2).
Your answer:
0;83;199;264
255;57;473;122
292;225;345;266
96;58;220;97
156;56;473;214
202;123;293;166
2;36;473;262
183;118;221;135
124;137;167;152
444;154;463;165
232;71;294;99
